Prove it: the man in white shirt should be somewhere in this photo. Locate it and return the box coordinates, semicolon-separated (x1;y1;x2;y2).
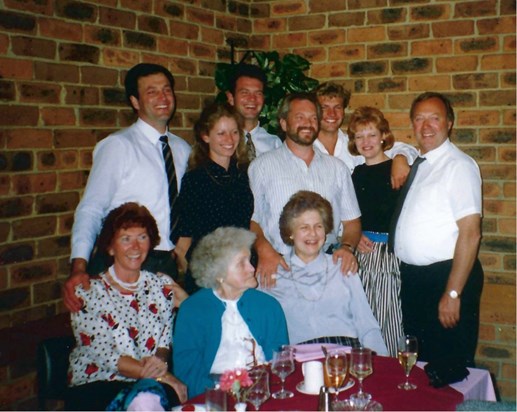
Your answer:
313;82;418;189
393;92;483;366
226;64;282;159
63;63;191;312
249;92;362;285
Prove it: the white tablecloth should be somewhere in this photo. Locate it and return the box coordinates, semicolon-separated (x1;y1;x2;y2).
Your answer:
417;362;497;401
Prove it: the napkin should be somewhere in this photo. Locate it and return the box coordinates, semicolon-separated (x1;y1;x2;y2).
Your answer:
290;343;352;362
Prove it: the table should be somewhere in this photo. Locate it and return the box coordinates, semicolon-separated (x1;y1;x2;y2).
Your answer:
185;355;465;411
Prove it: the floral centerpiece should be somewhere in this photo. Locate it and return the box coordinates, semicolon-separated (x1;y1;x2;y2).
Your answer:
219;368;253;404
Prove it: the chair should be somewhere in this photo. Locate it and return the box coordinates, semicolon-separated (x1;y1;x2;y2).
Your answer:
36;336;75;410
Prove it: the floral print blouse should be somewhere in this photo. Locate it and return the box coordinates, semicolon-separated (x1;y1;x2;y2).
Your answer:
68;271;174;387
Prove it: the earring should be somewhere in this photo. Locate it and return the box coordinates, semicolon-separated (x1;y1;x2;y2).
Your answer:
381;140;384;143
289;235;293;240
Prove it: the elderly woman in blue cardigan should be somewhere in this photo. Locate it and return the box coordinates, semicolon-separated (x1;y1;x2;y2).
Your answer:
173;227;288;398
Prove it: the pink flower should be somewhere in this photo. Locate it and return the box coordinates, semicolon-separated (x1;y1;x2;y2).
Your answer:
219;368;252;403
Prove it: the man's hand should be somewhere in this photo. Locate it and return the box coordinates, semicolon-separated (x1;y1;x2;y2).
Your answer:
63;258;91;312
256;246;288;289
332;246;358;275
159;373;188;403
356;234;374;254
391;155;410;190
438;294;461;328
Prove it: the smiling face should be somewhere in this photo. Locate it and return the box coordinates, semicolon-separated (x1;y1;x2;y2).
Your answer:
202;115;241;168
219;249;257;300
353;122;386;164
412;97;452;154
129;73;175;134
318;95;345;134
108;226;151;279
290;210;326;263
281;99;320;147
226;76;265;126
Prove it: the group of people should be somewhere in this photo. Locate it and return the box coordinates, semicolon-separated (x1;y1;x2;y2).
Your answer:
62;62;483;410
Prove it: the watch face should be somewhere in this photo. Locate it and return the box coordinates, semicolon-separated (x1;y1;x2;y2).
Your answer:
449;290;458;299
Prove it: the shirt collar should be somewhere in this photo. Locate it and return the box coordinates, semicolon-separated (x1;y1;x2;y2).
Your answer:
136;118;168;146
421;138;451;165
288;250;327;270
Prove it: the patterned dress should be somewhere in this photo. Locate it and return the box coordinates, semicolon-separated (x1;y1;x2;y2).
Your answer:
69;271;174;386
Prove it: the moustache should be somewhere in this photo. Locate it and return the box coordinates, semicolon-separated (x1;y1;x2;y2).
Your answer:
297;127;316;134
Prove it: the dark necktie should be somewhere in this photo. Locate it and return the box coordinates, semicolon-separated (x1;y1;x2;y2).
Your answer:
246;132;256;162
159;135;178;240
388;156;426;253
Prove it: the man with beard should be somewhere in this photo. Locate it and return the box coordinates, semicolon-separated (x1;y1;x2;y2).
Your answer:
249;92;361;285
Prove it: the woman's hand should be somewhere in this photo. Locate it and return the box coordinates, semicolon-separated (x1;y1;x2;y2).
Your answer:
169;279;189;308
356;234;374;254
158;373;188;403
140;355;169;379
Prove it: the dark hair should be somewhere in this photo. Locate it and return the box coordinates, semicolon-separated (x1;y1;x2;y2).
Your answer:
189;101;248;171
278;92;322;123
347;106;395;155
124;63;175;109
97;202;160;261
315;81;352;109
410;92;455;133
279;191;333;246
228;64;267;95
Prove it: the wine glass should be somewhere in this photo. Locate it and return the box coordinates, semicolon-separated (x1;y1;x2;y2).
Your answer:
397;335;418;390
246;368;270;411
324;349;348;400
270;348;295;399
349;347;373;408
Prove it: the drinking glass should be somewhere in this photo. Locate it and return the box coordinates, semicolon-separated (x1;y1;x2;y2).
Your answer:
349;347;373;408
397;335;418;390
324;349;348;400
246;367;270;411
271;348;295;399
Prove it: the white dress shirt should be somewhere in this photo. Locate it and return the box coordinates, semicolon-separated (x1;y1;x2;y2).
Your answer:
260;252;388;355
249;143;361;255
246;123;282;157
314;129;419;173
71;119;191;260
394;139;482;265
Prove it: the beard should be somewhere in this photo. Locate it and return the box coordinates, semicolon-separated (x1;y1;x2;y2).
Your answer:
285;126;319;146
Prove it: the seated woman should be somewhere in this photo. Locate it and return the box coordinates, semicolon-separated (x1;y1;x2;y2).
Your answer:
348;106;404;357
260;191;388;355
174;102;254;294
66;202;187;411
173;227;289;398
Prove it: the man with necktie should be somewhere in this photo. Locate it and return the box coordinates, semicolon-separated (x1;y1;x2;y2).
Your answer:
392;92;484;366
226;64;282;160
63;63;191;312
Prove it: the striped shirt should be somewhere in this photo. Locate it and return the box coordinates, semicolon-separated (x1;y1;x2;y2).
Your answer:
249;143;361;255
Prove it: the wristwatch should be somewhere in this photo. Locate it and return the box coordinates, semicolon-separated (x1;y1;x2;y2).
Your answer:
448;290;460;299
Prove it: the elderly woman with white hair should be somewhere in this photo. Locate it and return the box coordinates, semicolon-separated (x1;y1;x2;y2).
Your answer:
173;227;289;398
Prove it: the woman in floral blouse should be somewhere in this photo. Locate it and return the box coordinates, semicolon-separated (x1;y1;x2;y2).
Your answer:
66;202;187;410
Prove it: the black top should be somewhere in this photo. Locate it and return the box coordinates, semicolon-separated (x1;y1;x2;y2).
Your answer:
352;159;400;233
176;159;254;256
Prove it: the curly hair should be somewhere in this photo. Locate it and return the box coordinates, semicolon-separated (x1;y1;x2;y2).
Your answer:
188;101;249;171
190;227;256;289
347;106;395;156
97;202;160;262
315;81;352;109
279;191;333;246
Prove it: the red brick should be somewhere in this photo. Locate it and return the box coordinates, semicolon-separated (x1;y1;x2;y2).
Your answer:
457;36;499;54
348;26;385;43
350;94;385;110
367;42;407;59
369;77;407;93
388;24;430;40
120;0;151;13
0;57;33;80
480;90;516;107
480;283;516;324
309;0;352;13
201;27;224;45
187;7;214;26
436;56;478;72
4;0;53;15
79;109;117;127
12;35;56;59
310;63;347;80
12;216;57;241
289;15;325;31
408;75;450;91
329;45;365;62
481;54;516;70
216;15;238;31
272;0;306;15
84;25;121;47
138;15;168;34
81;66;119;86
41;108;76;127
329;11;366;27
432;19;474;37
478;323;496;340
157;37;189;56
453;72;498;89
39;17;82;41
412;39;453;55
65;86;100;105
12;173;56;195
273;32;307;49
37;150;80;171
502;109;516;125
456;110;499;126
309;29;346;46
58;171;87;191
99;6;136;29
102;48;139;68
5;130;52;149
0;105;39;126
454;1;497;18
477;16;516;35
298;47;327;62
189;42;216;59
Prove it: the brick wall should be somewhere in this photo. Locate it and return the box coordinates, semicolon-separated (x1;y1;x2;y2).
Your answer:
0;0;515;408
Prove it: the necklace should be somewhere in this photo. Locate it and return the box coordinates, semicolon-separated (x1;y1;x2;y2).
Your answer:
108;265;142;292
284;254;329;302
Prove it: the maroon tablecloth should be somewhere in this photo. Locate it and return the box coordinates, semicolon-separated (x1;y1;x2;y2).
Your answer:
184;355;464;411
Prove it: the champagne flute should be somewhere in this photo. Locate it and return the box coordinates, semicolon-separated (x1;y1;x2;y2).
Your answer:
324;349;348;400
397;335;418;390
271;349;295;399
349;347;373;408
246;368;270;411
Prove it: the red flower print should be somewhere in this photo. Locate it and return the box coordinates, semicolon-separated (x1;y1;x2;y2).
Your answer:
162;286;173;300
149;303;158;314
101;313;119;329
128;326;139;341
130;299;140;312
109;373;117;380
85;363;99;376
80;332;92;346
145;337;156;352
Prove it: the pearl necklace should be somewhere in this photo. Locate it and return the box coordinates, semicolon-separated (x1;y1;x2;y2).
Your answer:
285;254;329;302
108;265;142;292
